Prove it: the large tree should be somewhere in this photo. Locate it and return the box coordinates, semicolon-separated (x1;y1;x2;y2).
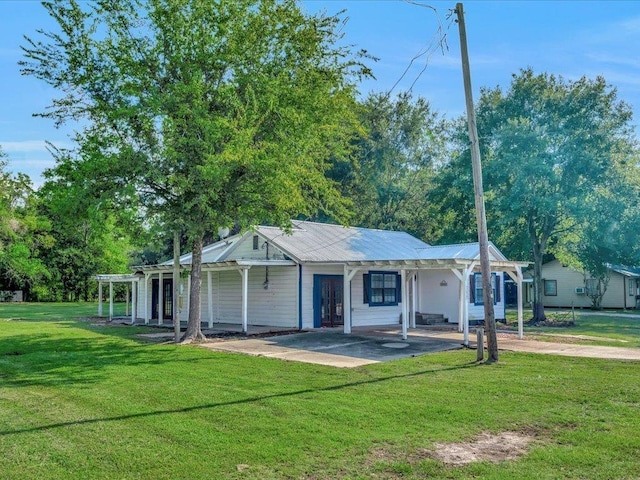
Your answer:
0;147;52;299
37;167;136;301
328;92;448;240
555;173;640;309
22;0;366;340
432;69;638;321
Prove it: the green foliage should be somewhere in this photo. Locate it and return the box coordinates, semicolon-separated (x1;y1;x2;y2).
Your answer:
330;92;448;240
36;174;137;302
22;0;367;338
432;69;640;319
0;147;52;296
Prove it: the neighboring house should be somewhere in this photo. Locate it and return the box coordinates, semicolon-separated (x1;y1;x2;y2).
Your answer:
97;221;529;339
539;259;640;309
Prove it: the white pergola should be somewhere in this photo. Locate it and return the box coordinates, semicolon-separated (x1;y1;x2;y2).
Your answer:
95;274;142;323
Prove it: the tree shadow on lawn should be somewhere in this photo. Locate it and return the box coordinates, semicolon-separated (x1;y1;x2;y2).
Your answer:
0;327;209;389
0;360;480;437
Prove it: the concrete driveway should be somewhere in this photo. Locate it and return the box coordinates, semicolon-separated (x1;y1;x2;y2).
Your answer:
199;325;640;367
200;327;463;367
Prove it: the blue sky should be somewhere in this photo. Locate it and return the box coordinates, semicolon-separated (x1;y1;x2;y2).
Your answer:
1;1;639;186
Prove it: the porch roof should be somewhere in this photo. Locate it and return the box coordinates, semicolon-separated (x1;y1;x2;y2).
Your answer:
95;274;140;282
137;259;297;272
342;258;529;271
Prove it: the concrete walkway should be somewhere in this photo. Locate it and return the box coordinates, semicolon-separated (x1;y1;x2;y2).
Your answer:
426;330;640;361
204;326;640;366
200;328;463;368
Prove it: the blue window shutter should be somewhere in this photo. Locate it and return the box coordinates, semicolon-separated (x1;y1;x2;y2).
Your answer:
397;273;402;303
495;274;501;303
363;274;370;304
469;275;475;303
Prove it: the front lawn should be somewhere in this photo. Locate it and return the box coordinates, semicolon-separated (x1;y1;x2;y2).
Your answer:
1;306;639;479
0;301;128;321
505;309;640;348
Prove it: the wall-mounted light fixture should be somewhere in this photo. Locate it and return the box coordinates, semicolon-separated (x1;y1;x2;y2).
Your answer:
440;280;448;287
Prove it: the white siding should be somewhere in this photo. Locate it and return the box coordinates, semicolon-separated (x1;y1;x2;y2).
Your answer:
203;266;298;327
225;234;289;261
418;270;460;324
350;270;403;327
416;270;505;324
247;266;298;327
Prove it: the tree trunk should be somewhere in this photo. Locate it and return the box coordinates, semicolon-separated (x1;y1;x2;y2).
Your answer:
531;245;547;323
173;231;181;343
181;235;205;343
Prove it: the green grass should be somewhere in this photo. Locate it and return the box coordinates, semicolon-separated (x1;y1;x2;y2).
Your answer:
505;309;640;348
0;301;132;321
1;305;640;479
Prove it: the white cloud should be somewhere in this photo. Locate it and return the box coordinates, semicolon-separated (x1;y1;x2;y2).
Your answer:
0;140;49;153
586;52;640;69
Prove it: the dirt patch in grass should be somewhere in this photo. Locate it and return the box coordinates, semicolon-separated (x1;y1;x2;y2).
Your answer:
431;431;535;465
368;430;538;468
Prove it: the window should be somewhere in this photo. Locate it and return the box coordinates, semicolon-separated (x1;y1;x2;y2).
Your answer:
363;272;401;306
252;235;259;250
630;279;637;297
544;279;557;296
471;273;500;305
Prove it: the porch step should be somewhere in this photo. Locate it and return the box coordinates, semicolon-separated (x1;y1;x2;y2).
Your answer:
416;313;448;325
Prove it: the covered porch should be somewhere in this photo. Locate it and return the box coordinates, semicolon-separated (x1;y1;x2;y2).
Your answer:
340;257;529;344
134;259;298;331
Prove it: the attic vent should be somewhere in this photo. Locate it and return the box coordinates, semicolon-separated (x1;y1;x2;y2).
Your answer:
253;235;259;250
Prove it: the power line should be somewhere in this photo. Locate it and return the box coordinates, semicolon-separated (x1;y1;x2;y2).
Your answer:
384;1;455;98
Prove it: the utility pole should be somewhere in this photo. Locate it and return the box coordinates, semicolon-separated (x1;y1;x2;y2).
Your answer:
455;2;499;362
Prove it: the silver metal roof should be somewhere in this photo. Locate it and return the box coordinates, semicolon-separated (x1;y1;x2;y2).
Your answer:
159;235;240;266
256;221;430;262
610;265;640;277
136;221;525;271
416;242;508;262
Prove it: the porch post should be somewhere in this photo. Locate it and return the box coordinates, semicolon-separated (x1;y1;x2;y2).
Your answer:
207;270;213;328
158;271;164;325
186;274;191;323
343;266;359;334
125;284;129;317
462;262;476;347
463;270;470;347
516;266;524;339
241;268;248;333
98;281;103;317
343;265;351;334
401;269;408;340
109;281;113;321
449;268;465;332
131;279;137;324
410;272;417;329
458;272;465;327
144;273;150;324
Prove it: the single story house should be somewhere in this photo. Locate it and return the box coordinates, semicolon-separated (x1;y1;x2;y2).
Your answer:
96;221;529;340
539;259;640;309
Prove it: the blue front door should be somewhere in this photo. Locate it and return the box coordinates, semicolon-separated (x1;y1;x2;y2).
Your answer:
313;275;344;328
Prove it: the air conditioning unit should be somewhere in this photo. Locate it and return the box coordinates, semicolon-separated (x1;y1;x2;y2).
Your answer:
575;287;585;295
